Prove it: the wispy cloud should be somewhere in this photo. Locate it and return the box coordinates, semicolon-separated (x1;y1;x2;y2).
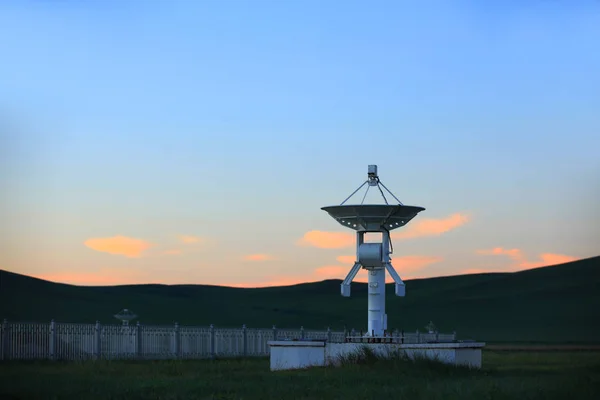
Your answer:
476;247;522;259
461;268;490;275
336;255;355;264
162;249;182;255
179;235;204;244
243;253;275;261
33;270;140;286
524;253;579;268
222;276;313;288
225;254;443;287
296;231;355;249
84;235;154;258
476;247;579;272
392;213;470;240
297;212;470;249
313;265;349;278
329;254;443;282
174;235;215;254
390;255;444;275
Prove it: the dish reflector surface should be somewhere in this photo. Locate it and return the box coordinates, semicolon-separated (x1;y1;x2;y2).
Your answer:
321;204;425;232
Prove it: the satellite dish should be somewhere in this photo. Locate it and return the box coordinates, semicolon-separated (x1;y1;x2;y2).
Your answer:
321;165;425;338
114;308;138;326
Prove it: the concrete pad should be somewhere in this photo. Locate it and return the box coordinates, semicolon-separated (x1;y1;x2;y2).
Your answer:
268;340;486;371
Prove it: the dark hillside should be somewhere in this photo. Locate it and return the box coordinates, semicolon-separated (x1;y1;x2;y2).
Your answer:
1;256;599;343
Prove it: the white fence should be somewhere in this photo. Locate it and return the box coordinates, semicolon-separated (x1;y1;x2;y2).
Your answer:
0;320;457;361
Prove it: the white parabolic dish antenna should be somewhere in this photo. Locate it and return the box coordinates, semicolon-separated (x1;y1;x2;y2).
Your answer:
321;165;425;337
114;308;138;326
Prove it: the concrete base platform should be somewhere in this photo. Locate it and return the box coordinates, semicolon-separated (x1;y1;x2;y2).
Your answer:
268;340;486;371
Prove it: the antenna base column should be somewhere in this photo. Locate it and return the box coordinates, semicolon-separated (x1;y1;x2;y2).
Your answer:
367;267;386;337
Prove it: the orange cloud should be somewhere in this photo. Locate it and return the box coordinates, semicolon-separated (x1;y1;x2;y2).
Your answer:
331;254;443;282
162;249;182;255
243;253;275;261
314;265;348;277
336;255;355;264
461;268;489;275
313;265;411;283
226;254;444;287
391;255;444;274
392;213;470;240
179;235;203;244
84;236;153;258
476;247;522;259
298;213;470;249
476;247;579;272
33;271;139;286
223;276;320;288
297;231;355;249
519;253;579;269
224;267;350;288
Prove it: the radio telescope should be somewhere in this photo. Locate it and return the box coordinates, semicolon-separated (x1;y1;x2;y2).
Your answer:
114;309;138;326
321;165;425;338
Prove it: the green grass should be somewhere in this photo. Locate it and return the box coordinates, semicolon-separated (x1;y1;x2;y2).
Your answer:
1;350;599;399
1;256;599;343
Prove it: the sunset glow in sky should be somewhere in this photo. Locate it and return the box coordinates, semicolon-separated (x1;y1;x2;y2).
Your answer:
1;1;599;287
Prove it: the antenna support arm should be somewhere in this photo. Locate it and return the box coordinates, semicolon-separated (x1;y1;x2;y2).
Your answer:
340;180;369;205
385;262;406;297
341;262;362;297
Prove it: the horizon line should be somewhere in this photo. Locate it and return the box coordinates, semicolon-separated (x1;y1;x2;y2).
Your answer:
1;255;595;289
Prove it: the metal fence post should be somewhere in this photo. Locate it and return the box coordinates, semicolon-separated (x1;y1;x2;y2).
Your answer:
174;323;180;359
95;321;101;360
49;320;56;361
435;331;439;342
327;327;332;342
242;324;247;357
1;319;8;361
453;330;457;341
300;326;305;340
210;324;215;359
272;325;277;341
416;329;420;343
136;322;142;359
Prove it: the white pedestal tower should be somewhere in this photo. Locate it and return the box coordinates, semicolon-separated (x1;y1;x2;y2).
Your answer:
322;165;425;337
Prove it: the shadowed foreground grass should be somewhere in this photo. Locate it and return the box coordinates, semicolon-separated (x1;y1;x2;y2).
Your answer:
1;351;599;399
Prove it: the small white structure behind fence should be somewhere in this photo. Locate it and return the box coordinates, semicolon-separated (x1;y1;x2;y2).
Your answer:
0;320;456;361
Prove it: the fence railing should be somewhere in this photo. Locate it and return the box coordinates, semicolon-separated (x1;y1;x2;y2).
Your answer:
0;320;457;361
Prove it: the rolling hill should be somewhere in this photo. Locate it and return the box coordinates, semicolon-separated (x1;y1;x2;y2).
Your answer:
1;256;599;343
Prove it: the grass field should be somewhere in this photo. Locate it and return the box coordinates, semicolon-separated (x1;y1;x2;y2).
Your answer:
1;350;599;399
2;256;599;343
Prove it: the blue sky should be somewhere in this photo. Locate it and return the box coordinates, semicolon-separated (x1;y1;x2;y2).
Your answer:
1;0;598;286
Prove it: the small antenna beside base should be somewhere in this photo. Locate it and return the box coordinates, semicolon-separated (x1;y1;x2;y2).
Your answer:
114;308;138;326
